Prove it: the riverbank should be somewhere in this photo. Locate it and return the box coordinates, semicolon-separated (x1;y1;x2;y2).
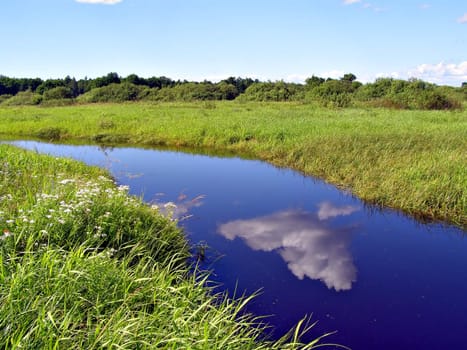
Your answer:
0;102;465;227
0;144;334;348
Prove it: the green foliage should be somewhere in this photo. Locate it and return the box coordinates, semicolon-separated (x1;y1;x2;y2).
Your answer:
77;83;146;103
0;94;12;104
221;77;259;94
1;91;42;106
306;79;357;107
0;73;464;110
341;73;357;82
355;78;461;110
239;82;305;102
305;76;325;88
90;72;121;89
0;75;42;95
146;82;238;101
43;86;74;100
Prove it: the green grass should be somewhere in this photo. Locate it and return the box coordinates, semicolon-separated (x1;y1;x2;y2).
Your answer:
0;144;340;349
0;101;465;227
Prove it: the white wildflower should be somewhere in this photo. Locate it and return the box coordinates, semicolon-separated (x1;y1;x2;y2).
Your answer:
0;230;11;240
58;179;75;185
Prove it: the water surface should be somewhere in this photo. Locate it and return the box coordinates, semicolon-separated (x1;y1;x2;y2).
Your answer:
10;140;467;349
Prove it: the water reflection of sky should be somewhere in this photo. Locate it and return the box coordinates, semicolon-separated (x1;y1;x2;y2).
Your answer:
218;202;359;291
8;140;467;350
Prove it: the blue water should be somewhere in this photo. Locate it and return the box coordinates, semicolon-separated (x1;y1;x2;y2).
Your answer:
10;140;467;349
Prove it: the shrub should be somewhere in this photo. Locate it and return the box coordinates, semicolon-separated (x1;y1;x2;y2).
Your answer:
0;94;12;104
1;91;42;106
238;82;304;102
144;82;238;102
77;83;146;103
355;78;462;110
43;86;73;100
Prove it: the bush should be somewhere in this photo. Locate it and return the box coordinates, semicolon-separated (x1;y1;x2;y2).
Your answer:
43;86;74;100
354;78;462;110
413;90;460;110
144;82;238;102
77;83;146;103
1;91;42;106
0;94;12;104
306;80;356;107
238;82;304;102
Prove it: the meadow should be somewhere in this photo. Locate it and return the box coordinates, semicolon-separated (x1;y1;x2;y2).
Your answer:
0;102;465;227
0;144;336;349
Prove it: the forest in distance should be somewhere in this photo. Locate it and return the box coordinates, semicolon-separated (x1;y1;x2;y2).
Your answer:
1;72;466;110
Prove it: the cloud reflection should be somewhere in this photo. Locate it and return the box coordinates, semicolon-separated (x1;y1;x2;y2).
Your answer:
218;202;359;291
152;194;205;220
317;201;359;220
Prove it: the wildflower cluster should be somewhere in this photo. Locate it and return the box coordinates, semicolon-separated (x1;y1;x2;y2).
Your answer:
1;167;142;251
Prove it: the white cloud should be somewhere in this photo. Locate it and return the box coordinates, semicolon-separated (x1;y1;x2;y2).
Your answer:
408;61;467;85
218;202;360;291
320;69;345;80
458;13;467;24
343;0;361;5
375;61;467;86
375;72;401;80
75;0;122;4
361;2;386;12
285;74;308;83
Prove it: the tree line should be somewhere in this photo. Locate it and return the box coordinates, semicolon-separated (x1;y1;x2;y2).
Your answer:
0;72;465;110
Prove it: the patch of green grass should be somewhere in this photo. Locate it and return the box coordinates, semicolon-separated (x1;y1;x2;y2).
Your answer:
0;145;339;349
0;102;465;227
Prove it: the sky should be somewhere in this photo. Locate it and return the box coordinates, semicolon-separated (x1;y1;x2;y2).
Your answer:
1;0;466;86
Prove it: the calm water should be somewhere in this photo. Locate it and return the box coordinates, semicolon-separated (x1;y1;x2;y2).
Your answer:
10;140;467;349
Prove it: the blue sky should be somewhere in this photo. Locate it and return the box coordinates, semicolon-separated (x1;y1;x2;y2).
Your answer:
1;0;466;85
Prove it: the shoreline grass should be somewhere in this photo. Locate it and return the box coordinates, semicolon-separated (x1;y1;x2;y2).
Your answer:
0;144;339;349
0;101;465;227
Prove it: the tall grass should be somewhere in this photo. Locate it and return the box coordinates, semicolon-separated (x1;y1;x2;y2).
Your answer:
0;145;339;349
0;102;465;227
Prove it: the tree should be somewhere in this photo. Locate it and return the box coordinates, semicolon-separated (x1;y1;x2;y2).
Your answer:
305;75;325;88
341;73;357;82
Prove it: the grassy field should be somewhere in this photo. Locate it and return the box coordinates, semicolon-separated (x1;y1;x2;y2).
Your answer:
0;144;336;349
0;101;465;227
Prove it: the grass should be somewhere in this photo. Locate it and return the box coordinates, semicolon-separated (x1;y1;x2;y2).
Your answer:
0;144;339;349
0;101;465;227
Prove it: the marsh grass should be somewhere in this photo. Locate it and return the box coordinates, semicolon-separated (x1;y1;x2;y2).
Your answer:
0;145;339;349
0;102;464;227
